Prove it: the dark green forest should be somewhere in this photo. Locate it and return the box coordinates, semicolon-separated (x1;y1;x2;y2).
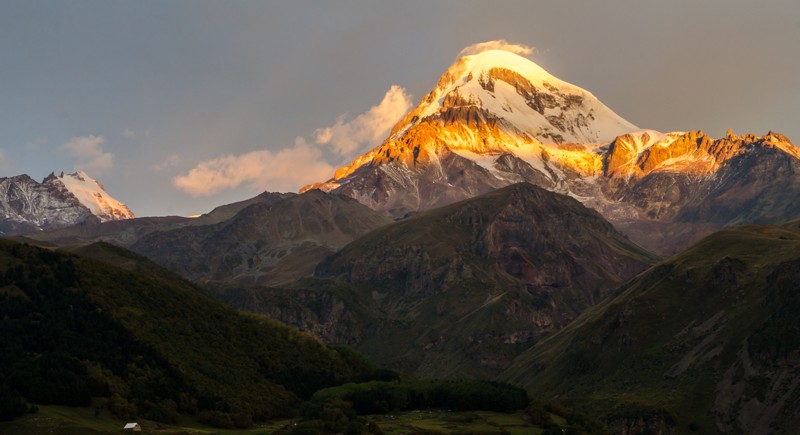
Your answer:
310;380;529;415
0;240;377;427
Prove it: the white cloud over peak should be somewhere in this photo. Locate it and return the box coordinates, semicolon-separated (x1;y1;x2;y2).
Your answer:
315;85;412;156
173;85;412;197
60;135;113;176
458;40;535;58
172;138;333;197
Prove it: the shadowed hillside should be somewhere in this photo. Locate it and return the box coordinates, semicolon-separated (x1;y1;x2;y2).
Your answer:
219;183;657;380
0;239;375;427
500;222;800;434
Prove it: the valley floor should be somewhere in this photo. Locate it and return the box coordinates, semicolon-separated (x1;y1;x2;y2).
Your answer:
0;405;540;435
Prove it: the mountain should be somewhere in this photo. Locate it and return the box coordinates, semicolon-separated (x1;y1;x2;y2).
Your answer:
0;238;375;426
0;171;134;236
24;191;294;248
303;49;800;254
601;130;800;253
303;49;638;216
220;183;657;379
499;221;800;434
129;189;393;286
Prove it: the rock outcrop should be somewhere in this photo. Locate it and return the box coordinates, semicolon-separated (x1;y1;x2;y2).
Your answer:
0;171;133;235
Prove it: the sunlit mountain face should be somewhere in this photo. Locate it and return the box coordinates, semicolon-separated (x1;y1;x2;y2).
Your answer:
304;50;800;255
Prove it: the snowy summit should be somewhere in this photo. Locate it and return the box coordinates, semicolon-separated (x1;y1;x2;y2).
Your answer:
0;170;134;235
406;49;639;146
53;171;135;222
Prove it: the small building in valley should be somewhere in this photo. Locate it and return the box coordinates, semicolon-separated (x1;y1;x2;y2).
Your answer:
123;422;141;432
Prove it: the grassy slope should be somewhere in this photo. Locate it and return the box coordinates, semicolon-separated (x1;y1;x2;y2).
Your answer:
0;403;290;435
500;223;800;433
0;239;373;424
0;405;550;435
129;189;393;286
308;183;657;378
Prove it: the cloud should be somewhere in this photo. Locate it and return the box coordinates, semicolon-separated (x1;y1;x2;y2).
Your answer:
315;85;412;156
152;154;181;171
174;85;410;198
173;137;334;197
458;40;535;58
122;128;136;139
60;135;113;176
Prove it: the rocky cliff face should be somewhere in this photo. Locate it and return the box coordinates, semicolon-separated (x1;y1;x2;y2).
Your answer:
0;174;92;235
215;284;369;346
0;172;133;235
601;131;800;252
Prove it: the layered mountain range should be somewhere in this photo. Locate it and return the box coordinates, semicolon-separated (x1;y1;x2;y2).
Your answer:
11;47;800;434
0;171;133;235
253;183;655;378
304;50;800;254
130;190;393;286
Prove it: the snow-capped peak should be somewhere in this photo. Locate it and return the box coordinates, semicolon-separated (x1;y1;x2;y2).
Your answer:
53;171;135;222
398;49;639;146
303;48;645;194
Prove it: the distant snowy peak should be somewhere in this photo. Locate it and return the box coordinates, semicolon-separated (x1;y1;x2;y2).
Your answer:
392;49;639;146
0;170;134;235
47;171;135;222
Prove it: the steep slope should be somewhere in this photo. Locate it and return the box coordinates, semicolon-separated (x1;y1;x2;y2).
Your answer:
230;183;656;379
54;171;134;222
0;239;375;425
303;49;800;255
500;222;800;434
605;130;800;253
303;49;638;217
131;189;393;286
0;171;133;235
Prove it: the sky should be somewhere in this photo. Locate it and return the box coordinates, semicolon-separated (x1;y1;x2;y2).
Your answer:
1;1;798;217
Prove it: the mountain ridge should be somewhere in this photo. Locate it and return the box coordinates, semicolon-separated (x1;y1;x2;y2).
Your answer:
302;49;800;254
223;182;657;379
0;171;133;236
130;189;393;286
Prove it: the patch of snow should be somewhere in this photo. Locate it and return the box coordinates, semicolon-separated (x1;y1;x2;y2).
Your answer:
416;50;638;145
55;171;134;221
